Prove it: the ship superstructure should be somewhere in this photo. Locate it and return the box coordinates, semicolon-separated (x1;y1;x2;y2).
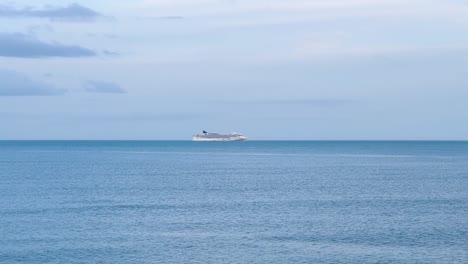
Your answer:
192;130;247;141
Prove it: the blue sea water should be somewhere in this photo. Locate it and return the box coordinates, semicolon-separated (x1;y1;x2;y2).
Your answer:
0;141;467;263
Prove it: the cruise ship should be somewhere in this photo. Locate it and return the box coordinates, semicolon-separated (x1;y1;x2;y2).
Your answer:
192;131;248;141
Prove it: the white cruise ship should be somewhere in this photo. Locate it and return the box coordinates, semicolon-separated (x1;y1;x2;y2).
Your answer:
192;131;248;141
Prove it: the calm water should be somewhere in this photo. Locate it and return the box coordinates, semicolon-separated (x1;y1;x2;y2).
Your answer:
1;141;467;263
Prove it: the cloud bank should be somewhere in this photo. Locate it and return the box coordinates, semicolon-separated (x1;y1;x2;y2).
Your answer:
0;70;66;96
84;81;126;93
0;3;101;21
216;99;353;107
0;33;96;58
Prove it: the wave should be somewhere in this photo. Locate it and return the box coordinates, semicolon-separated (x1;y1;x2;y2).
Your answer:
13;150;467;159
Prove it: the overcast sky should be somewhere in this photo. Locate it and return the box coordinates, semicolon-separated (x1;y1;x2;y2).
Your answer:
1;0;467;140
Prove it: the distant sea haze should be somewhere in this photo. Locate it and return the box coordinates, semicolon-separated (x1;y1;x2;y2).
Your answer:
0;141;467;263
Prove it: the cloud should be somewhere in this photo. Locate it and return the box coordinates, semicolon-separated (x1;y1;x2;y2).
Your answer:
216;99;354;107
143;16;184;20
0;69;66;96
89;112;200;121
0;32;96;58
0;3;102;21
138;0;411;16
0;112;202;122
102;50;119;56
255;99;353;106
84;81;126;94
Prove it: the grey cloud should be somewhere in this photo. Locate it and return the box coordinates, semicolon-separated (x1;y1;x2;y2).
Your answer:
102;50;119;56
216;99;354;106
0;69;66;96
0;3;101;21
141;16;184;20
0;111;200;123
153;16;184;20
86;33;118;39
258;99;353;106
27;24;54;35
84;81;126;94
89;113;201;122
0;32;96;58
103;34;118;39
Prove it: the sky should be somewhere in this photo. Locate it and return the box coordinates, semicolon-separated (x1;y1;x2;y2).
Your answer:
0;0;467;140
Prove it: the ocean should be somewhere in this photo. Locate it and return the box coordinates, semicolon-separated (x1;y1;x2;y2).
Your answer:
0;141;467;263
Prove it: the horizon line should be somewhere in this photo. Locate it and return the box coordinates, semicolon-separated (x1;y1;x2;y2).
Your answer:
1;139;468;142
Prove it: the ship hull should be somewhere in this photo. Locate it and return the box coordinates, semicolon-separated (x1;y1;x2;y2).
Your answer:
192;136;247;141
